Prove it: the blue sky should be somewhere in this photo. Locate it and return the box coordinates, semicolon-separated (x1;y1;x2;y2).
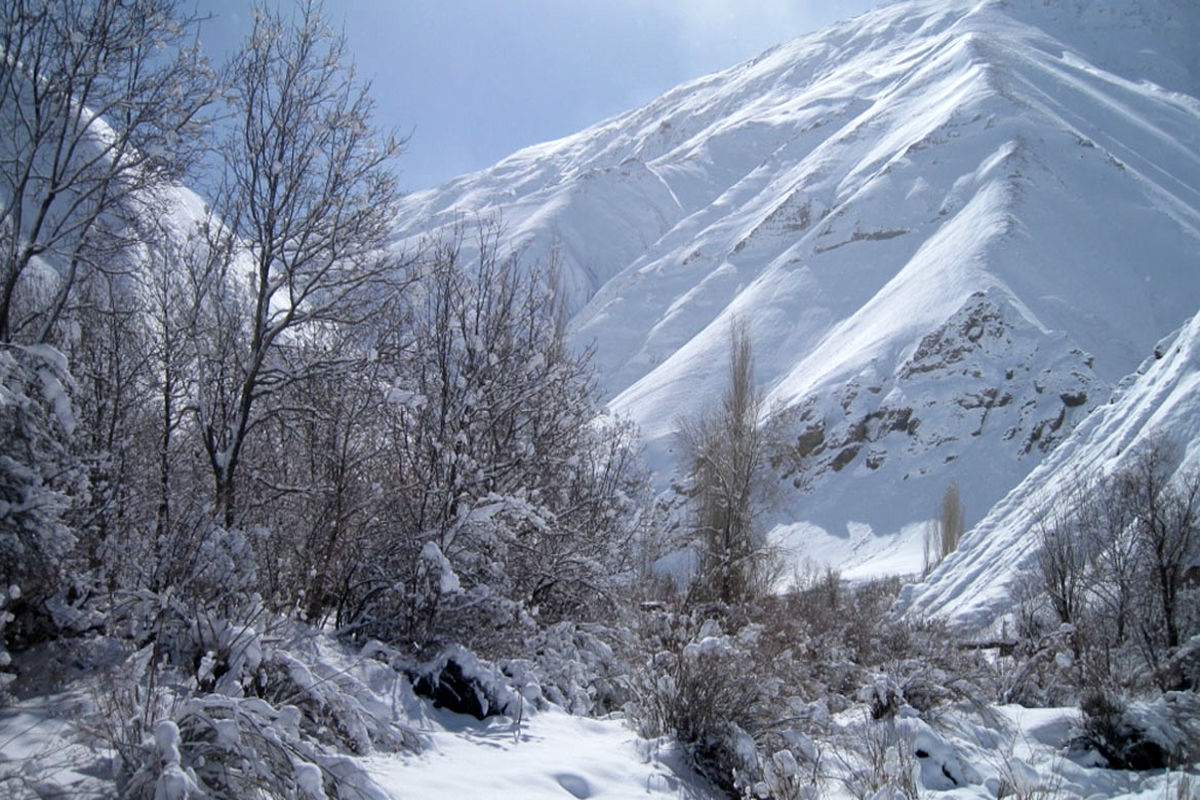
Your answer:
196;1;880;192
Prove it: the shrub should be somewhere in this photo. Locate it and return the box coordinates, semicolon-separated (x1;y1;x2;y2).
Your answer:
630;611;769;793
1074;690;1200;770
114;694;394;800
628;579;992;797
839;720;921;800
501;621;632;716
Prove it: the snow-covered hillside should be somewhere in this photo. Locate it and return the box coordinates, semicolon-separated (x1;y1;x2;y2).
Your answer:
390;0;1200;560
897;305;1200;629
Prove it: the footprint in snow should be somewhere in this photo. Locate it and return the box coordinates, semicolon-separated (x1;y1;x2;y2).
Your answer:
554;773;591;799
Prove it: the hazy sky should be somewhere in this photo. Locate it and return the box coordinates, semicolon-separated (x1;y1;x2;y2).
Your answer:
196;1;880;192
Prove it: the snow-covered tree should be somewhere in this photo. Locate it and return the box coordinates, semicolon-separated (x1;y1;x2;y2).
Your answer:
0;0;212;344
340;230;649;652
0;344;84;625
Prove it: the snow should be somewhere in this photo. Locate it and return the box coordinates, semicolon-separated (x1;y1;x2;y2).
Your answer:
365;706;716;800
0;699;107;796
1;614;1194;800
295;761;325;798
772;520;930;585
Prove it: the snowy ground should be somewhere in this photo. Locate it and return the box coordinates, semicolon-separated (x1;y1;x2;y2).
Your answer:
363;703;1198;800
365;705;717;800
0;693;110;796
3;669;1194;799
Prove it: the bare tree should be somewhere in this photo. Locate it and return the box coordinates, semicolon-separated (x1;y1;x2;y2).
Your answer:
1027;439;1200;689
337;227;649;650
1080;473;1139;646
105;223;215;592
252;324;387;621
0;0;212;343
924;482;965;577
678;322;777;605
190;0;404;527
1034;480;1092;656
1117;441;1200;654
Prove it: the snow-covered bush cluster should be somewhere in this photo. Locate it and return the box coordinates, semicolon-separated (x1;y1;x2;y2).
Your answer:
0;1;651;796
626;575;997;798
1001;439;1200;765
1074;690;1200;772
501;621;632;716
100;642;413;800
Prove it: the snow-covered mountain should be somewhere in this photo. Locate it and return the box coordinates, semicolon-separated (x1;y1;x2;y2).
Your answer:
390;0;1200;558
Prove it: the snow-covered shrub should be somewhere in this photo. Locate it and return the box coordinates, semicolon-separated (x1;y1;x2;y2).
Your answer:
1000;620;1079;707
629;576;994;797
105;587;269;698
501;621;632;716
1164;634;1200;692
0;586;14;703
340;511;527;658
739;742;823;800
838;720;922;800
96;613;422;798
409;644;520;720
988;751;1062;800
765;575;990;713
115;693;389;800
257;646;423;756
1074;690;1200;770
630;612;773;794
0;345;84;643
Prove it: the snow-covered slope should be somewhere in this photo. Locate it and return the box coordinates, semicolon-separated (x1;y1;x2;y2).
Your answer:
896;306;1200;629
391;0;1200;554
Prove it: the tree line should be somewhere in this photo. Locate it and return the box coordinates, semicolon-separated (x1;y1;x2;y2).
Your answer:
0;0;650;667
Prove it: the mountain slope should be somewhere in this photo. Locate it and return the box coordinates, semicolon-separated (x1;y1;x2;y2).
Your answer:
896;306;1200;629
390;0;1200;551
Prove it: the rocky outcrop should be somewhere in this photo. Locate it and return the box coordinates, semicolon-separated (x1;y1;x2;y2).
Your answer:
779;292;1104;488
